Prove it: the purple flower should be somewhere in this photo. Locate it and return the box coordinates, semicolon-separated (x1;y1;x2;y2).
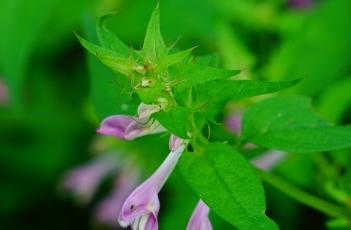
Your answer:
186;200;213;230
250;150;287;171
97;103;166;140
0;79;9;105
118;135;188;230
289;0;313;9
60;154;118;204
95;168;139;227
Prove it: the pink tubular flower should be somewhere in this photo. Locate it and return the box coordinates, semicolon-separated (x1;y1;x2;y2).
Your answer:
250;150;287;171
97;103;166;140
60;154;118;204
118;135;188;230
186;200;213;230
95;168;139;227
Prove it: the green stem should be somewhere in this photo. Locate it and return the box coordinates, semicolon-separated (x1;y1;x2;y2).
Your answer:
257;169;350;218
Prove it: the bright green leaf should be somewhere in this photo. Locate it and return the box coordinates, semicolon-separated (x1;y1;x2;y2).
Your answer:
76;34;136;76
179;143;278;230
160;47;194;69
170;64;240;91
242;96;351;152
142;3;167;62
154;106;190;138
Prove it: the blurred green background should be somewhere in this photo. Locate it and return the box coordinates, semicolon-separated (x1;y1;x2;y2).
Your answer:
1;0;351;229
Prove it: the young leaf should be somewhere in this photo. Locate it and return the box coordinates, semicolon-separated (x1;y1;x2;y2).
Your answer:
141;3;167;62
197;79;301;120
179;143;278;230
76;34;136;76
96;14;131;57
154;106;190;138
170;64;240;91
159;47;194;69
242;96;351;152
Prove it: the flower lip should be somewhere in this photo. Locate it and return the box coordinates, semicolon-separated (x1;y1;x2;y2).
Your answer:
97;103;166;140
118;135;188;229
97;115;136;139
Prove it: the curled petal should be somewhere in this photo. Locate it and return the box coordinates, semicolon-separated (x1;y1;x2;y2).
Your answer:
97;115;136;139
125;120;166;140
250;150;287;171
137;103;161;122
187;200;213;230
131;213;158;230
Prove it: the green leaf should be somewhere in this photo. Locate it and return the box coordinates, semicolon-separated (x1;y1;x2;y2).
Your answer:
159;47;194;69
154;107;190;138
76;34;136;76
242;96;351;152
195;54;220;67
96;14;131;57
197;79;301;120
83;16;137;120
179;143;278;230
170;64;240;91
142;3;167;62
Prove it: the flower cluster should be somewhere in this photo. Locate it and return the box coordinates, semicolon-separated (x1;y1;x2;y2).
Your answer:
97;101;212;229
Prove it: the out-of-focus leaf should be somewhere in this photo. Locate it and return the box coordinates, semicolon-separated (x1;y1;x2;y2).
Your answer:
0;0;57;112
216;22;255;74
96;14;132;57
179;143;278;229
317;77;351;123
265;0;351;96
242;96;351;152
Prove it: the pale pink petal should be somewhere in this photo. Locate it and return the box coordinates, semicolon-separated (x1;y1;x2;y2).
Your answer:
187;200;213;230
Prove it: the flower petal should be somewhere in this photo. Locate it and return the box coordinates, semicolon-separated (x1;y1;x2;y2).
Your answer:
187;200;213;230
97;115;135;139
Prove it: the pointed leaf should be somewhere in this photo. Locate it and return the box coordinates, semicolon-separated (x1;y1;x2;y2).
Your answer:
160;47;194;69
142;4;166;61
76;34;136;76
96;14;131;57
242;96;351;152
179;143;278;230
170;64;241;91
